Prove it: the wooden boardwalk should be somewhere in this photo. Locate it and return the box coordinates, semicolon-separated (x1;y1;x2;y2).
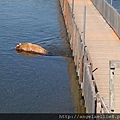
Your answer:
68;0;120;113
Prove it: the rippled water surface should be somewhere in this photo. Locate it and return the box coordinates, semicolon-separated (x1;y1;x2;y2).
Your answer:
107;0;120;12
0;0;84;113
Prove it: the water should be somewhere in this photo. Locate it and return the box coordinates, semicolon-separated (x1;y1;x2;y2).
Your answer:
0;0;85;113
107;0;120;12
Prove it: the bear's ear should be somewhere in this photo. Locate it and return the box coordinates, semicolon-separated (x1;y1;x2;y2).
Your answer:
15;45;19;48
15;44;21;50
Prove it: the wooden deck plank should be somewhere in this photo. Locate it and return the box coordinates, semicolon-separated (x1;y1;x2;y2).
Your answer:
68;0;120;112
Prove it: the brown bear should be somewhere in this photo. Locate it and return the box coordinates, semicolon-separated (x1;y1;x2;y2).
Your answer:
15;42;49;55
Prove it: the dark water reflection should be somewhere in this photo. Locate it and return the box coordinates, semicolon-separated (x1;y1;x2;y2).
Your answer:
0;0;85;113
57;2;86;113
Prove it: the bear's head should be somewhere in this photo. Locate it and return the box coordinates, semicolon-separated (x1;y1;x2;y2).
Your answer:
15;43;22;51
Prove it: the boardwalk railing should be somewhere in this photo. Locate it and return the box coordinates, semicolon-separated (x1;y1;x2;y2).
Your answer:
59;0;110;113
83;64;96;113
91;0;120;39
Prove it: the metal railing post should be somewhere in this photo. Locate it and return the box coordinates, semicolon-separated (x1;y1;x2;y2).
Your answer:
80;6;86;89
63;0;64;11
82;6;86;59
81;6;86;89
72;0;74;17
109;61;115;113
111;0;113;6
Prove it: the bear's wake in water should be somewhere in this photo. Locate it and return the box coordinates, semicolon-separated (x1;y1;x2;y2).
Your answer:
15;42;49;56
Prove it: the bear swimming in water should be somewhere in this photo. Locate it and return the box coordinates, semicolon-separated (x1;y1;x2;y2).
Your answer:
15;42;49;55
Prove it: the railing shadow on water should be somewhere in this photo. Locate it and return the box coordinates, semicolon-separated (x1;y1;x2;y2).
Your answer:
59;0;110;114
